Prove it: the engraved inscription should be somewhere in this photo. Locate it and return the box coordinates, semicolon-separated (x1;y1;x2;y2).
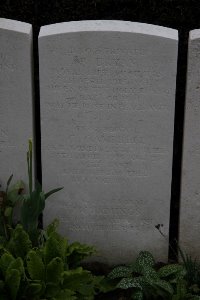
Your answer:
0;129;8;144
40;23;178;263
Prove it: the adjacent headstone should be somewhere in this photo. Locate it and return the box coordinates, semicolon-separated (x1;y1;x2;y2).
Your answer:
179;30;200;258
39;21;178;263
0;19;33;190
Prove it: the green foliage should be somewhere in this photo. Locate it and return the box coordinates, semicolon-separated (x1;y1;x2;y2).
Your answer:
7;257;25;279
108;265;133;279
0;140;63;246
5;269;21;300
0;141;108;299
158;264;186;279
46;257;64;284
6;224;32;259
108;251;200;300
54;289;76;300
178;245;200;287
20;140;63;244
135;251;155;268
0;253;15;277
0;175;24;241
23;282;43;298
44;231;68;265
62;267;104;297
6;178;24;206
0;220;106;300
4;140;200;299
66;242;96;268
27;250;45;281
0;253;25;300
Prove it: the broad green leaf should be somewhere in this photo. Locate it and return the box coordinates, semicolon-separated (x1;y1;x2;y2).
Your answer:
46;219;59;236
154;279;174;295
108;266;132;279
117;278;142;290
44;235;58;264
7;224;32;258
44;233;67;264
67;242;95;267
131;263;158;280
95;276;116;293
46;257;64;284
0;253;14;277
7;257;24;279
20;181;45;235
130;253;158;281
7;181;24;205
158;264;185;278
130;262;143;274
21;193;42;230
128;276;155;293
129;252;158;280
5;269;20;300
78;275;104;297
62;268;93;291
142;266;158;280
136;251;155;268
27;250;45;281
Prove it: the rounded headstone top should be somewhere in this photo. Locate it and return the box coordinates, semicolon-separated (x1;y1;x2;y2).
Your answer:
0;18;32;34
189;29;200;41
39;20;178;40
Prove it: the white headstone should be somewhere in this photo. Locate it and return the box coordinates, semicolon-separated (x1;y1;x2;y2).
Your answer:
179;30;200;258
0;19;33;190
39;21;178;264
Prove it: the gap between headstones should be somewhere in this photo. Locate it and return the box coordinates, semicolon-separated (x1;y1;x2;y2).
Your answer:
168;29;189;261
32;1;43;228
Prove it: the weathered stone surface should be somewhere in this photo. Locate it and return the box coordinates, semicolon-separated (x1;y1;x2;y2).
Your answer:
179;30;200;259
0;18;33;190
39;20;178;263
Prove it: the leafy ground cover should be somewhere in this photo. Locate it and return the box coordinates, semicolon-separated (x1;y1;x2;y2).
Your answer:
1;141;200;300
